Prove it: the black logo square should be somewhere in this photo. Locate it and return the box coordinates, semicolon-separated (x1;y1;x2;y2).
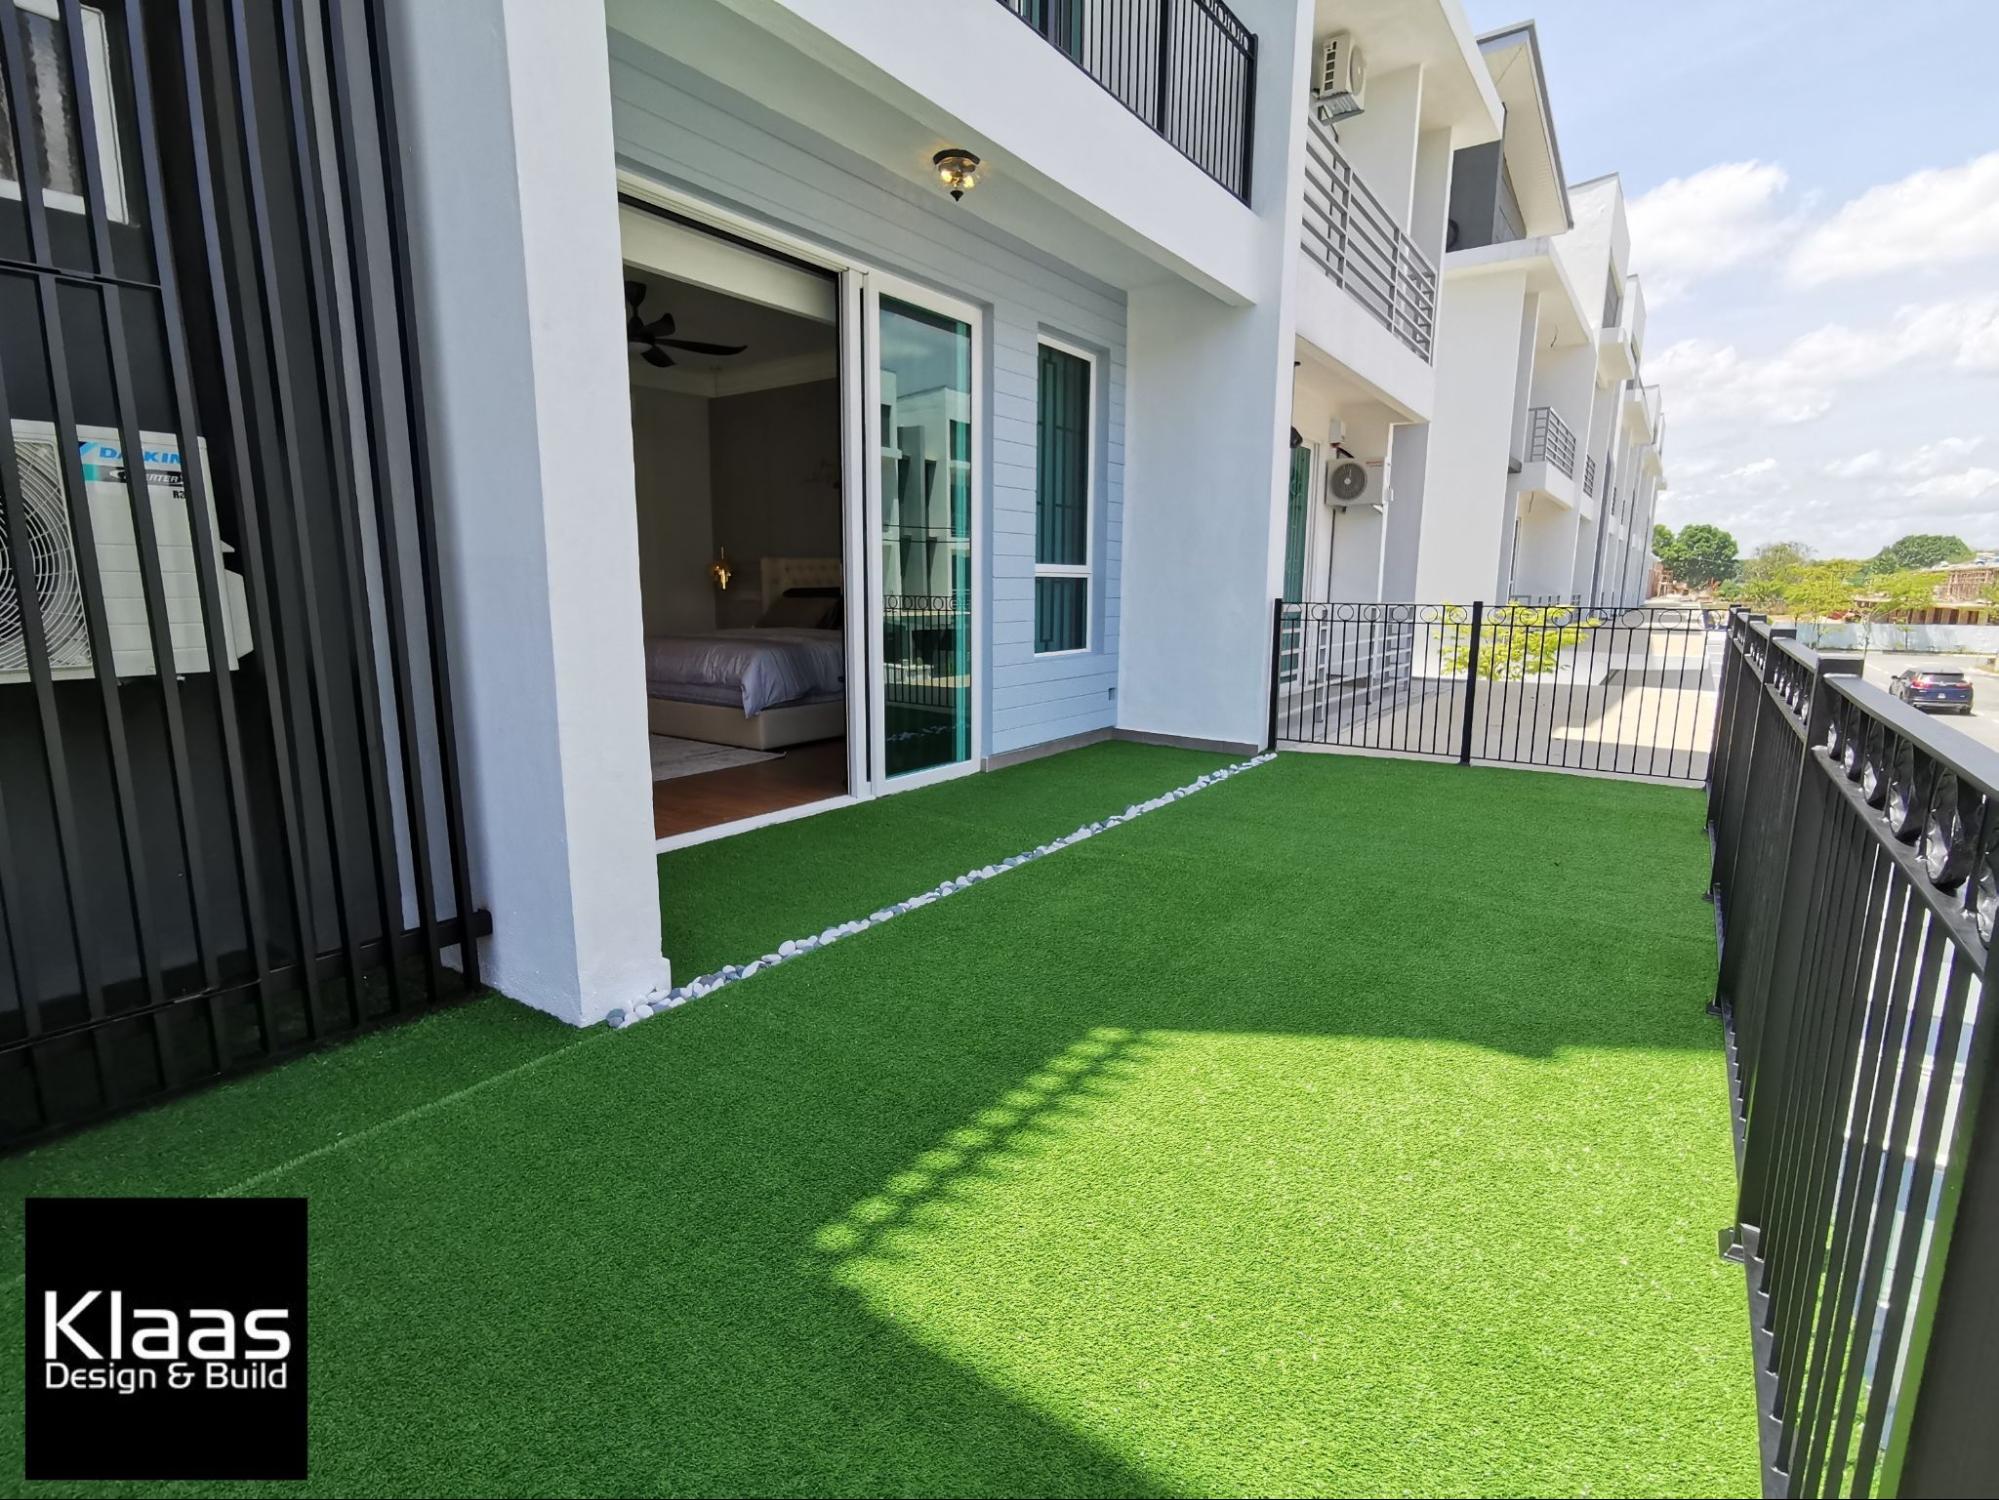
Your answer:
24;1197;307;1481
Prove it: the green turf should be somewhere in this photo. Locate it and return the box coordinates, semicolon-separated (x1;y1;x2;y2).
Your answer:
0;749;1757;1497
658;739;1236;975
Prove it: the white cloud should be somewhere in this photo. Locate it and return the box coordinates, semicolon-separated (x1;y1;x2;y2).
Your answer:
1822;450;1885;479
1899;436;1987;475
1787;151;1999;286
1626;161;1797;302
1901;468;1999;503
1822;438;1986;481
1653;295;1999;427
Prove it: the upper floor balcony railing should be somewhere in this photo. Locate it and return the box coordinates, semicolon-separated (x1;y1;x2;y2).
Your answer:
996;0;1257;202
1301;114;1439;362
1525;405;1577;478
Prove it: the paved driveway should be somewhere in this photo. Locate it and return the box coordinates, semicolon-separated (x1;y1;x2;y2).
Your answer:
1857;652;1999;756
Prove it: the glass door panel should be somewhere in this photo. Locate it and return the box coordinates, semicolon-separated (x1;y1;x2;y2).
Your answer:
877;294;973;778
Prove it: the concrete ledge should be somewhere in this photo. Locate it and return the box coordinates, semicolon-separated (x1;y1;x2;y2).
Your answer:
983;727;1113;771
1115;727;1261;757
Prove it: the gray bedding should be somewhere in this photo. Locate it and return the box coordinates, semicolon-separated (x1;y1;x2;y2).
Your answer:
644;627;844;717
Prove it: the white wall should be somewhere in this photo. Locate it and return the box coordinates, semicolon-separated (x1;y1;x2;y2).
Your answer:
1118;0;1312;750
392;0;668;1026
608;24;1133;757
1413;269;1528;603
632;387;716;636
1335;65;1423;222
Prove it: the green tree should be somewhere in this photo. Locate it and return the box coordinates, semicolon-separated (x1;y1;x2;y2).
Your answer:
1660;523;1739;590
1779;561;1862;621
1861;533;1972;577
1653;523;1675;555
1735;542;1813;610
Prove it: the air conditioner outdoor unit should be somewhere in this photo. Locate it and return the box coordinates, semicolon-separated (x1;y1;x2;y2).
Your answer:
1325;455;1390;510
1;421;252;683
1313;32;1367;123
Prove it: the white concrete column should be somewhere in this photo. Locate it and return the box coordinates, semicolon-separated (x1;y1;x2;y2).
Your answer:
1117;0;1312;750
389;0;668;1025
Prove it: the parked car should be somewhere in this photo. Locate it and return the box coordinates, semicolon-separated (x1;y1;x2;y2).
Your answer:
1889;667;1975;713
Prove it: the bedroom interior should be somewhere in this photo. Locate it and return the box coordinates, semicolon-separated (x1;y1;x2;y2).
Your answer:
625;223;850;842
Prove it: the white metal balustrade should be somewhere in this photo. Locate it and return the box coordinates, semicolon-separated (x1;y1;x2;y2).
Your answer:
1300;115;1438;362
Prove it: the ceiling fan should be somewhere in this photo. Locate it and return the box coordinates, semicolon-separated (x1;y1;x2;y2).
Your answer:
624;281;748;368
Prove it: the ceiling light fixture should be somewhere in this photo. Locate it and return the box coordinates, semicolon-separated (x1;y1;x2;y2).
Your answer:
933;148;981;201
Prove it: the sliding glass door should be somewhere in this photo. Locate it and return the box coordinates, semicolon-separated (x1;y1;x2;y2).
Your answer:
867;281;978;785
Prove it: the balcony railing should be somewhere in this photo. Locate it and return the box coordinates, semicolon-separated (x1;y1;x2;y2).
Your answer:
996;0;1257;202
1300;115;1438;362
1525;406;1577;478
1583;453;1598;497
1709;614;1999;1496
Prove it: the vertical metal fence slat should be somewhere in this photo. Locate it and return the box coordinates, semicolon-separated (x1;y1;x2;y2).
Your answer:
116;0;291;1069
1851;953;1976;1497
0;3;119;1097
164;0;325;1045
1794;876;1917;1492
358;0;479;990
268;0;406;1017
222;0;372;1040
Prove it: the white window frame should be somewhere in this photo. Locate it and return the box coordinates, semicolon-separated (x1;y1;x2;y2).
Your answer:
1032;333;1096;657
0;0;130;222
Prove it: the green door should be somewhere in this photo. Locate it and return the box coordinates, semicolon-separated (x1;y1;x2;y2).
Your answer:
1280;447;1311;681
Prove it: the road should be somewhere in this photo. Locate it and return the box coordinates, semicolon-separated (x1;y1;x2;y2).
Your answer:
1857;651;1999;756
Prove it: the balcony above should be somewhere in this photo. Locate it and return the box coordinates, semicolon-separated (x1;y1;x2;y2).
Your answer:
637;0;1269;302
1294;112;1440;420
1596;323;1635;384
1516;404;1578;509
994;0;1257;203
1301;115;1439;362
1621;378;1658;446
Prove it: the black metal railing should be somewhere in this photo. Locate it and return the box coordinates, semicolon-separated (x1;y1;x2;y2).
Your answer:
0;0;481;1145
996;0;1256;202
1709;610;1997;1496
1525;405;1578;479
1301;114;1438;361
1267;600;1720;783
883;592;970;776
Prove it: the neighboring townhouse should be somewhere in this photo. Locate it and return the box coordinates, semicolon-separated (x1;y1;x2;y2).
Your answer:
1280;2;1502;607
1413;24;1669;609
0;0;1666;1124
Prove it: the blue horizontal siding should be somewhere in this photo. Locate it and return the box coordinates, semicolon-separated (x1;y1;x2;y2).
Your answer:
608;34;1127;762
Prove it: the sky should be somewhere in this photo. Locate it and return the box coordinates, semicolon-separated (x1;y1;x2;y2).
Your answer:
1462;0;1999;561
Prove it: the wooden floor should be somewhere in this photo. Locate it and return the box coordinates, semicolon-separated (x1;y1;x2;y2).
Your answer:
652;737;849;840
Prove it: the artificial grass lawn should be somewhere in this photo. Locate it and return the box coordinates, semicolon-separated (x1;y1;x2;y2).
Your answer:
0;748;1757;1497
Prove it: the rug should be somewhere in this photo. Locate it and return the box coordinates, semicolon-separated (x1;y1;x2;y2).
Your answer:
651;735;783;783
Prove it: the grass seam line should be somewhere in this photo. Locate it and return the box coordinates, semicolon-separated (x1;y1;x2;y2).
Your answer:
609;751;1278;1030
215;1032;608;1198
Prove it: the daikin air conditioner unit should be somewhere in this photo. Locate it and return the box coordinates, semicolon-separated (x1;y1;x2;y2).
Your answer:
1313;32;1367;123
1325;455;1390;510
1;422;252;682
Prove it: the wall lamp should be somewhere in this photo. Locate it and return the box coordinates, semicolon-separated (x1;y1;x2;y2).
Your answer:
933;148;981;201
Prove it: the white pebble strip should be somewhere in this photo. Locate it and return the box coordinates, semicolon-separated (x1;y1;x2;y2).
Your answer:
605;752;1278;1029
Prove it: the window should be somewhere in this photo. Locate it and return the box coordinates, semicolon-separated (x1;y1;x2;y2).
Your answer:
1034;339;1093;654
0;0;129;221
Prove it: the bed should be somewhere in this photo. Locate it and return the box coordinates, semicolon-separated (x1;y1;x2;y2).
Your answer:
645;558;847;750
